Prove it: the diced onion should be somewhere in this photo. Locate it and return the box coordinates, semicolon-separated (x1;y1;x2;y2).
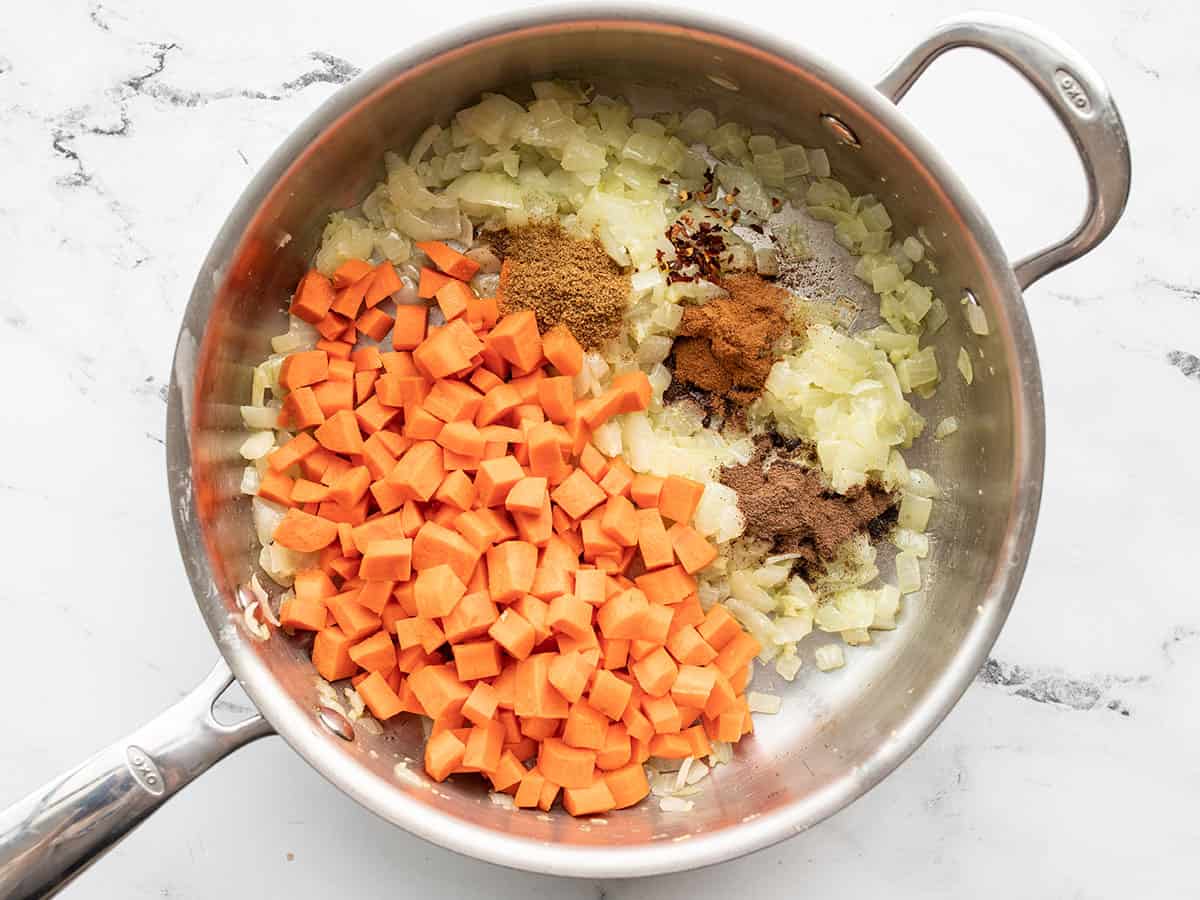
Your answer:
747;692;782;714
240;431;275;461
934;416;959;439
898;492;933;532
815;644;845;671
965;302;990;336
240;405;279;430
896;551;921;594
957;347;974;384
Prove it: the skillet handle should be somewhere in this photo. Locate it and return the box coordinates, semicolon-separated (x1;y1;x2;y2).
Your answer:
0;660;272;899
876;12;1131;290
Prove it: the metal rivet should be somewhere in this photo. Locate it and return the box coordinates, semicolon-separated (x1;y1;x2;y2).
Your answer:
820;114;861;148
317;706;355;741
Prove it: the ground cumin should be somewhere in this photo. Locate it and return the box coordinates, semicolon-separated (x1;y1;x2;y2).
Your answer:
719;440;897;570
670;274;791;414
491;222;628;349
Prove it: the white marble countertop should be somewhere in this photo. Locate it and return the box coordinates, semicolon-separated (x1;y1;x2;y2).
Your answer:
2;1;1196;897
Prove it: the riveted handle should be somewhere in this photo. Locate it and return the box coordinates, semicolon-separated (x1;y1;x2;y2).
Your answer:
876;12;1131;289
0;660;273;899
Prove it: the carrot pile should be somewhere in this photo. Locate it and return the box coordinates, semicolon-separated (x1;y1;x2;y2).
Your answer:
261;240;762;816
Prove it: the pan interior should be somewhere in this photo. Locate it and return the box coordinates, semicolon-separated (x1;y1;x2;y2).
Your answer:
170;16;1038;872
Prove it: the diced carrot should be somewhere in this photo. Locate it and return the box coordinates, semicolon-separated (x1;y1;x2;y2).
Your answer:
394;616;447;655
313;409;364;455
356;307;394;342
312;626;359;681
332;272;373;318
279;350;329;391
364;262;402;308
408;664;471;720
442;591;499;645
281;386;325;429
434;279;473;322
387;440;444;502
634;565;696;605
468;455;519;506
474;383;522;428
424;381;484;424
425;730;466;782
354;369;378;405
318;339;354;360
290;270;337;324
520;716;559;741
355;580;394;615
658;475;704;524
452;639;502;682
600;494;639;548
326;464;371;508
551;468;606;519
294;569;337;605
603;762;650;809
642;694;682;734
257;469;296;507
486;540;538;602
569;569;605;607
671;664;717;708
537;376;576;425
351;344;383;372
595;722;632;771
667;522;718;573
410;562;466;618
355;670;404;720
505;476;547;516
332;259;374;289
546;593;593;642
487;749;527;794
562;701;609;751
665;625;718;666
418;266;453;299
537;777;561;812
487;310;542;371
697;605;742;650
279;593;328;631
541;324;584;377
537;737;596;789
413;326;473;380
462;718;505;773
358;537;413;581
597;457;634;498
714;631;761;677
562;777;615;817
545;650;588;704
273;508;338;552
648;732;691;759
416;240;481;281
589;668;633;721
412;520;480;582
635;507;674;571
630;647;679;697
488;608;537;660
462;681;500;727
596;588;648;640
610;371;652;413
355;395;399;434
326;357;355;382
311;379;354;417
630;474;664;509
326;591;381;641
348;630;397;673
514;768;546;808
386;304;426;352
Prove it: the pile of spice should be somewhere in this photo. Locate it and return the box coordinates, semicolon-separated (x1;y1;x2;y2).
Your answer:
492;221;628;349
669;274;793;416
719;439;897;572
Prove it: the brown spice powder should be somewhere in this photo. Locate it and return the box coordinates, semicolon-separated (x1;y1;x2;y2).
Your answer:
720;441;897;570
671;274;792;414
492;221;628;349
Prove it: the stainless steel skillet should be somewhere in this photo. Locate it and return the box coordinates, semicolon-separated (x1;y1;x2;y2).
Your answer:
0;9;1129;897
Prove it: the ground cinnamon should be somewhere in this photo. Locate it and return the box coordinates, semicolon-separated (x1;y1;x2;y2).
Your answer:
670;274;791;414
491;222;628;349
719;439;896;570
